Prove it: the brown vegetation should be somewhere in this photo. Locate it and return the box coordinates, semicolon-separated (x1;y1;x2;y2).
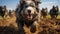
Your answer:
0;15;60;34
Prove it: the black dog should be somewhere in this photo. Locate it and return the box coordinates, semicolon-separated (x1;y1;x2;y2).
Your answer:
16;0;40;34
0;6;5;18
50;6;59;19
0;5;7;18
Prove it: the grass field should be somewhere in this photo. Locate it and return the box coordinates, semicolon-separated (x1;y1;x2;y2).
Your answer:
0;14;60;19
46;14;60;19
0;14;60;34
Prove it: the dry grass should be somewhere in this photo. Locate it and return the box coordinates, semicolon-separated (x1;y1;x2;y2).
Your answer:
0;14;60;34
0;15;18;30
46;15;60;19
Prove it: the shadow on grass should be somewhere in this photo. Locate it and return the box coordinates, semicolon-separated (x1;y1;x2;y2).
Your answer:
0;26;18;34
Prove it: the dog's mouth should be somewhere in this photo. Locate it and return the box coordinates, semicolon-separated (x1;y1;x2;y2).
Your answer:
27;14;33;20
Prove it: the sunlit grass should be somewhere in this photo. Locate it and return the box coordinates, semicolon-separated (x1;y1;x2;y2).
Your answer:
57;15;60;19
46;15;51;19
0;16;3;19
0;14;60;19
0;16;10;19
46;14;60;19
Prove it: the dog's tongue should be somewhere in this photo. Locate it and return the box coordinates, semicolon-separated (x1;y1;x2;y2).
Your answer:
28;14;32;19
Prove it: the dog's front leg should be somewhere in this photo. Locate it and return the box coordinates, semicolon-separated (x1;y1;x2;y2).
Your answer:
18;21;25;34
30;21;39;33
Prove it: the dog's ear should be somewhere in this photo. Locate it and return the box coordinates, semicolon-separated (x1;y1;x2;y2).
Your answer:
36;8;39;12
37;1;41;4
32;0;41;4
20;0;26;12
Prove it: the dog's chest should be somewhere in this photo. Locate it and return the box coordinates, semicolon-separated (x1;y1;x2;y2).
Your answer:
24;21;34;27
23;21;40;34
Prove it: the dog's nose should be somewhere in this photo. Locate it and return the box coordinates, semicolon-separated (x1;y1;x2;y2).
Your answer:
28;10;31;13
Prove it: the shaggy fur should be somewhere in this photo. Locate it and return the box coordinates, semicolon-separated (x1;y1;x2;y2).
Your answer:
50;6;59;19
16;0;40;34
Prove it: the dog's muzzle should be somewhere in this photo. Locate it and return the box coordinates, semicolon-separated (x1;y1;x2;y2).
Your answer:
21;11;38;21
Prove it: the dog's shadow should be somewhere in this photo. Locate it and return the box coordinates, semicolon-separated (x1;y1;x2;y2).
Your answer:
0;26;18;34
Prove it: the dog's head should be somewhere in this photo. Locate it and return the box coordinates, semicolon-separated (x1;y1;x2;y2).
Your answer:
20;0;38;20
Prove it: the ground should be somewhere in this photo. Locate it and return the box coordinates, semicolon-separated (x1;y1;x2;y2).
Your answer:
0;15;60;34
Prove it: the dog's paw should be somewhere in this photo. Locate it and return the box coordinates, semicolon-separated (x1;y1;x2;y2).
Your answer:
30;25;36;33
